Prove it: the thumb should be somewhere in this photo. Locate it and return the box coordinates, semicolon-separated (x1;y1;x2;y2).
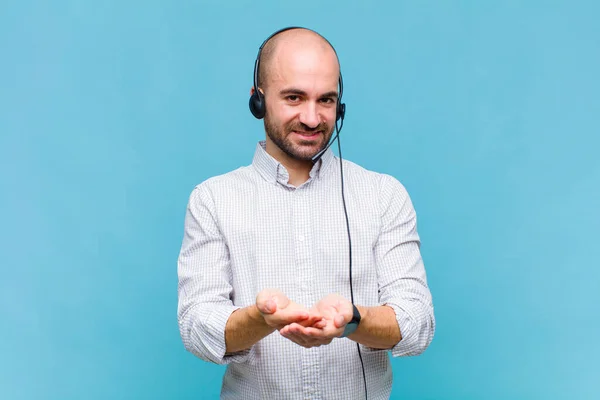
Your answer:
334;314;346;329
264;298;277;314
273;293;291;310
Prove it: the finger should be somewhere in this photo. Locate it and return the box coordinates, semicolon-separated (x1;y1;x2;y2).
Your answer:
264;299;277;314
297;314;323;327
283;323;317;341
270;315;307;330
257;292;278;314
279;323;294;336
342;301;354;318
281;330;311;347
312;319;327;329
282;325;335;348
272;294;290;309
285;322;306;333
334;314;346;329
280;322;309;337
301;309;323;320
291;325;329;338
286;330;329;348
278;310;310;324
294;335;321;348
305;324;345;340
257;303;272;315
309;310;324;319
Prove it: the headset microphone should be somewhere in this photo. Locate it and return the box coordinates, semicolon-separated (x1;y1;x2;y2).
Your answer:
311;109;345;164
311;134;338;163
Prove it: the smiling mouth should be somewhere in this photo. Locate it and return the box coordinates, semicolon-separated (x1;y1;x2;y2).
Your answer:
292;131;321;138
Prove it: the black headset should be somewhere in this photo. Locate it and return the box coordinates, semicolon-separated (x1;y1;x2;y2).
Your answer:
249;27;368;400
249;26;346;123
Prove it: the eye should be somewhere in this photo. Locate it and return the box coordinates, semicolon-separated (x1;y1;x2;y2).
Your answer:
319;97;335;104
286;95;300;102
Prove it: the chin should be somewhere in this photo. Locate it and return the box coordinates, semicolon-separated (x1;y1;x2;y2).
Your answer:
291;144;326;161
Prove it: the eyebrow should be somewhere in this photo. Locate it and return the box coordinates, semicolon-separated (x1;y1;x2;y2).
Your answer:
279;88;339;99
319;91;339;99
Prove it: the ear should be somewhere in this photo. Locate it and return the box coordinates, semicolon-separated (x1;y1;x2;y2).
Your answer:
250;86;265;96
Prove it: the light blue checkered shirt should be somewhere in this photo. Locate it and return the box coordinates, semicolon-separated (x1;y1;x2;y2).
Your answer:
177;141;435;399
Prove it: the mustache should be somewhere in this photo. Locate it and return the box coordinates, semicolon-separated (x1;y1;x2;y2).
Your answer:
286;121;330;133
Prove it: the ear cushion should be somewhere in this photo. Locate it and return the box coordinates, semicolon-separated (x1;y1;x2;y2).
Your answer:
337;102;346;121
249;93;265;119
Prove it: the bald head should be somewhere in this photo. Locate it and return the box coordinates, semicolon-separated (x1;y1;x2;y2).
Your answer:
257;28;340;90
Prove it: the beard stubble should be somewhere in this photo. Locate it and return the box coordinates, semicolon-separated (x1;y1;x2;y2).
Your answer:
264;115;334;161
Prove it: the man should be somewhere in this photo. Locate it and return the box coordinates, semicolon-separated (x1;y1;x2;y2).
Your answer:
177;27;435;399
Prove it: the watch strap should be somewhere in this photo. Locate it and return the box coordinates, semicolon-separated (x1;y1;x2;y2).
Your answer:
341;304;361;338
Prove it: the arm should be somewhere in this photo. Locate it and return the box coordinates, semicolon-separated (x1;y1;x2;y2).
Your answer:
224;305;274;354
371;174;435;357
177;184;245;364
348;305;401;350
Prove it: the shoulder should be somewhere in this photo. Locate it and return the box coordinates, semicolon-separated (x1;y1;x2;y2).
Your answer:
334;158;415;222
187;165;256;206
337;157;410;198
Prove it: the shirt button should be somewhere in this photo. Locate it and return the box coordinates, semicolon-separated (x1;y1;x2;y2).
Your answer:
298;235;305;242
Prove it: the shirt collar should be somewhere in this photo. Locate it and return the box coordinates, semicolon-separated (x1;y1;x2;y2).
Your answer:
252;140;336;186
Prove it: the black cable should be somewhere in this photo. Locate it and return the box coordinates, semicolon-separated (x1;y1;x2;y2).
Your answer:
335;120;368;400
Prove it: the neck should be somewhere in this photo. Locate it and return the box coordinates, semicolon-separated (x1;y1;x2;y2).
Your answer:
265;138;313;187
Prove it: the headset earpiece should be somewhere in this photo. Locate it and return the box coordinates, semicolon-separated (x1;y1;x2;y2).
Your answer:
337;102;346;122
249;91;265;119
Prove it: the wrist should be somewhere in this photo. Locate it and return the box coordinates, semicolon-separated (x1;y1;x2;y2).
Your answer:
248;305;274;331
341;304;362;338
355;305;367;323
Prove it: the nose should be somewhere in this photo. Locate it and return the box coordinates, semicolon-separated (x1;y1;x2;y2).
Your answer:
298;102;320;129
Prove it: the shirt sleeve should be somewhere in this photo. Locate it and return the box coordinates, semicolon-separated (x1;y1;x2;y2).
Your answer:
363;174;436;357
177;183;251;365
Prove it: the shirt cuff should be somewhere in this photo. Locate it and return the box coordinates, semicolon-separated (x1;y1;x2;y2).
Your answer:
385;302;421;357
358;302;420;357
189;305;252;365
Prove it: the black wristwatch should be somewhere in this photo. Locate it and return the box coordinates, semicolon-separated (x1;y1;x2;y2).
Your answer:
341;304;362;337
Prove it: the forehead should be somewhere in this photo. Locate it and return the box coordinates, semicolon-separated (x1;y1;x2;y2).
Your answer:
268;43;340;93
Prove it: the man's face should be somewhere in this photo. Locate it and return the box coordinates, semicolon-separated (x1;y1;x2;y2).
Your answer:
261;45;340;161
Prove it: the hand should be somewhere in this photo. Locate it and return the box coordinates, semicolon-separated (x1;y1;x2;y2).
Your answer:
255;289;322;330
279;294;354;348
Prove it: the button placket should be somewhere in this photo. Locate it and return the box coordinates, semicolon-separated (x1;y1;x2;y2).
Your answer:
295;188;319;398
294;189;313;298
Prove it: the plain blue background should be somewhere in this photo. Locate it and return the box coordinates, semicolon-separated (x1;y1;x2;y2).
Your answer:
1;1;599;399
